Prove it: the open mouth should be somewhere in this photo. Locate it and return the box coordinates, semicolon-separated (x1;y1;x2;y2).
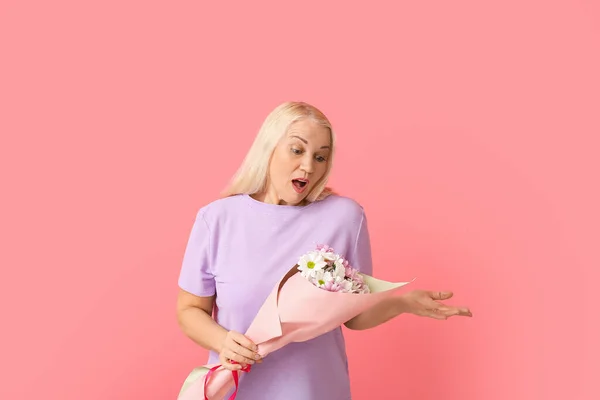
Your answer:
292;178;309;193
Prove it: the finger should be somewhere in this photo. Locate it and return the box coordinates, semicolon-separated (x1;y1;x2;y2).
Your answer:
438;306;472;317
223;362;242;371
219;354;242;371
231;333;261;360
458;307;472;317
418;307;447;320
224;350;252;367
231;341;260;364
428;310;448;320
232;333;262;361
222;351;244;367
430;291;453;300
435;306;458;316
231;348;256;365
231;332;259;352
451;306;472;316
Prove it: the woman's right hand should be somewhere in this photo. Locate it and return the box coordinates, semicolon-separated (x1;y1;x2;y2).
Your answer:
219;330;262;371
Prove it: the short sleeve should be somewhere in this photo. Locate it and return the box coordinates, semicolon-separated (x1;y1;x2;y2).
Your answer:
351;210;373;276
178;209;216;296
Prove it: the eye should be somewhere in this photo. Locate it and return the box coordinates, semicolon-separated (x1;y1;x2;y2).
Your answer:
315;155;327;163
291;147;302;155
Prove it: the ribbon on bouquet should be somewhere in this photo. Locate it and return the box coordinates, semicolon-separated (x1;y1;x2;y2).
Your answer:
203;362;251;400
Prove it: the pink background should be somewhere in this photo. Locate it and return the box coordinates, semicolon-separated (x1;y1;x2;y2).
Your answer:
1;1;598;399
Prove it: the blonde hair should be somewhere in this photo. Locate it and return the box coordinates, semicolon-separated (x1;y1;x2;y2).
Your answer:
221;101;336;203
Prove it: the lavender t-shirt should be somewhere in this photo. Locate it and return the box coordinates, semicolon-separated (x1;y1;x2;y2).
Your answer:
178;193;373;400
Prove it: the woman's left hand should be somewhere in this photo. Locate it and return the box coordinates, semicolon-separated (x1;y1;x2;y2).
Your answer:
398;290;473;320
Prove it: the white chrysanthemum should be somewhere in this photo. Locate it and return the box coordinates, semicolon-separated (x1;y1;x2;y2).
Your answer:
333;263;346;280
297;251;327;277
315;270;334;287
320;249;338;262
334;257;345;269
340;279;353;292
312;270;325;286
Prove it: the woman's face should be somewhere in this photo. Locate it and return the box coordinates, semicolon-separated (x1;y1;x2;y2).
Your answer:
263;119;331;206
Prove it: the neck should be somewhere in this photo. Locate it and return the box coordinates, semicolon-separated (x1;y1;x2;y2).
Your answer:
251;191;307;206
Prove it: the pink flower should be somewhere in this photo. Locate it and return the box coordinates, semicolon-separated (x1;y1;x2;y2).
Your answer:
323;280;343;292
344;265;357;279
354;273;364;284
316;244;335;253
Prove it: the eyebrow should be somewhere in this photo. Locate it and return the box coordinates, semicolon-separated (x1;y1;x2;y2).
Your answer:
290;135;330;149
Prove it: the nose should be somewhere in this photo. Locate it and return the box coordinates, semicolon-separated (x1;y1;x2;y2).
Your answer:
300;155;315;174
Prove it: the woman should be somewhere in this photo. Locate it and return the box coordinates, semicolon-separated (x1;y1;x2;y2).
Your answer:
176;101;472;399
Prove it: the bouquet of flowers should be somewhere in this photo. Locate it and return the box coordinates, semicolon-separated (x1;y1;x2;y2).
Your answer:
177;245;412;400
298;244;371;294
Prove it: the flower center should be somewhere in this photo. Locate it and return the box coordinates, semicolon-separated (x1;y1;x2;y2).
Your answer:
307;261;315;269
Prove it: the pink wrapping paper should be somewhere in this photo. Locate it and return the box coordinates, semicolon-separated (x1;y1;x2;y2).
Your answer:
177;266;412;400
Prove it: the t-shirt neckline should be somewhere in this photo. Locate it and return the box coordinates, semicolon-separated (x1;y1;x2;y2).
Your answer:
242;193;318;214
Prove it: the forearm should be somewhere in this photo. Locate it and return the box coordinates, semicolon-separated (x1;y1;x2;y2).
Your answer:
344;296;405;330
178;307;228;353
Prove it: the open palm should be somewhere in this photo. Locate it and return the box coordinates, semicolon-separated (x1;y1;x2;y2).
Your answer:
399;290;472;320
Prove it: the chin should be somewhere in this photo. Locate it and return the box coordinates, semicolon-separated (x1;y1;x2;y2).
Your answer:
272;183;312;205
